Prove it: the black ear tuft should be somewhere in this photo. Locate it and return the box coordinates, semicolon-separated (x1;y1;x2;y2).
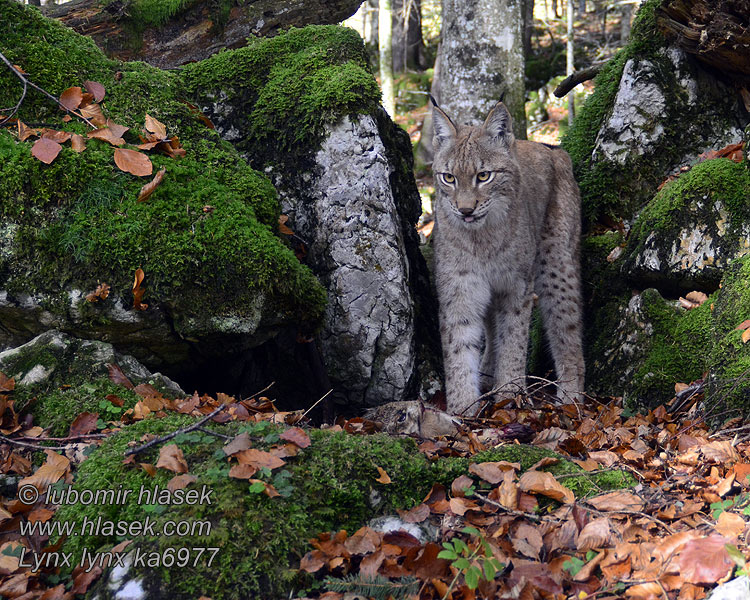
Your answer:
481;101;514;145
429;94;439;108
432;102;457;149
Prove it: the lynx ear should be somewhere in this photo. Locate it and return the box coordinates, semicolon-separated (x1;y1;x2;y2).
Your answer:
482;101;514;145
431;96;457;150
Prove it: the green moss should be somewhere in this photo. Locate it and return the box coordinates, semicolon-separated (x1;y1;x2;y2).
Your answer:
16;378;140;437
0;1;326;332
182;26;382;168
54;417;632;599
561;0;669;225
629;159;750;245
632;289;712;403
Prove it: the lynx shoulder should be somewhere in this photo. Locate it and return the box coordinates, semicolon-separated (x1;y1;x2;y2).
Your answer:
431;99;584;416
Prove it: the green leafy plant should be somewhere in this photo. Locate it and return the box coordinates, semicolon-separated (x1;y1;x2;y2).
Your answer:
726;543;750;577
437;526;504;596
710;492;750;520
563;551;598;577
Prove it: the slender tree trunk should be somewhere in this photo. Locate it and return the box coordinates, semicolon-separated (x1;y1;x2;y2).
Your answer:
379;0;396;116
522;0;534;59
392;0;424;73
579;0;585;13
438;0;527;139
405;0;424;70
567;0;574;125
620;3;633;42
552;0;559;18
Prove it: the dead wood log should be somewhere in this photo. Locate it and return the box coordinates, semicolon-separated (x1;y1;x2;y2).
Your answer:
657;0;750;84
42;0;364;69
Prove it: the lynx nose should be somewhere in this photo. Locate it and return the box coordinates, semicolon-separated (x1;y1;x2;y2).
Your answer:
459;207;474;216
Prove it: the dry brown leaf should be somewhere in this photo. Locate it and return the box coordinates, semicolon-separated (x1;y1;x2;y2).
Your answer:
59;86;83;111
236;448;285;470
223;432;252;456
743;329;750;344
107;363;134;389
114;148;153;176
280;426;311;448
586;491;644;512
86;282;110;303
0;371;15;393
145;113;168;139
375;465;392;484
88;126;126;146
71;133;86;152
167;474;197;493
577;517;613;551
69;412;99;437
19;450;70;494
156;443;188;474
735;319;750;331
702;440;740;464
685;291;708;306
133;267;148;311
468;461;518;484
31;137;62;164
448;496;479;516
138;167;166;202
279;214;295;235
344;526;380;555
17;120;39;141
715;511;746;539
79;102;106;126
42;129;72;144
512;522;544;559
228;463;258;479
518;470;574;503
678;534;734;584
140;463;157;476
84;80;106;103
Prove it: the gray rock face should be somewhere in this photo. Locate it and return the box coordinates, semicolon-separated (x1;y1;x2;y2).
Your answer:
0;330;184;396
268;114;439;408
624;198;750;292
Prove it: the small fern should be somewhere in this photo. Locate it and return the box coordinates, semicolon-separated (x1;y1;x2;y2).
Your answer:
324;574;420;600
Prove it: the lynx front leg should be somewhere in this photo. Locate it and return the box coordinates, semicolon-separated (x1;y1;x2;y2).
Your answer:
491;288;534;398
438;272;490;416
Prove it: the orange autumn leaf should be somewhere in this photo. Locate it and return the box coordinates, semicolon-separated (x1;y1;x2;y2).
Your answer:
167;474;197;493
88;127;126;147
132;268;148;311
59;86;83;111
19;450;70;494
114;148;152;176
375;465;392;484
145;113;168;139
138;168;166;202
31;137;62;164
156;444;189;474
279;426;311;448
84;80;106;103
71;133;86;152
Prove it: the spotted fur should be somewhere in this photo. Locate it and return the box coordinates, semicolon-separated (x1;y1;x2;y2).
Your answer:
432;100;585;415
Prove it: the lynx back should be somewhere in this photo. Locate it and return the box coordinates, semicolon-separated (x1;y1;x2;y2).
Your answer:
431;100;585;415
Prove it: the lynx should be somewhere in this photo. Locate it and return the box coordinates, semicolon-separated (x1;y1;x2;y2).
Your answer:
431;99;585;416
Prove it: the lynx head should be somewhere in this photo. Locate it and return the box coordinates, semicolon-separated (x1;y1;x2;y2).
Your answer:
431;99;521;226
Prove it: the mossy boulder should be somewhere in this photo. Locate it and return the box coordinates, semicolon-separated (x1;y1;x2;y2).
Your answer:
50;415;633;599
0;2;326;377
562;0;748;228
0;330;183;436
183;26;441;409
622;158;750;293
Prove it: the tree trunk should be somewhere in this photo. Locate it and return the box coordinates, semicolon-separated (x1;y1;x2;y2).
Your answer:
522;0;534;58
620;3;632;42
379;0;396;116
41;0;365;69
438;0;527;139
392;0;424;73
567;0;575;125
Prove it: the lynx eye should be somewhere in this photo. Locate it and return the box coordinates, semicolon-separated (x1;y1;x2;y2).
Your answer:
440;173;456;185
477;171;492;182
397;411;407;423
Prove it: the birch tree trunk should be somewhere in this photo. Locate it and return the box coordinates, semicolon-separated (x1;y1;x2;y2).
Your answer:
379;0;396;116
437;0;527;139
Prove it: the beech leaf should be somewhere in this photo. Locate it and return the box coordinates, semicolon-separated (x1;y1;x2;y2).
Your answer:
138;168;166;202
59;86;83;111
84;80;106;103
114;148;152;176
31;137;62;164
156;444;188;474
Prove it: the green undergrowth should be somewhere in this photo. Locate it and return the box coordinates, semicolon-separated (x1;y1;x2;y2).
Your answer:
53;416;633;599
0;1;326;330
182;25;382;168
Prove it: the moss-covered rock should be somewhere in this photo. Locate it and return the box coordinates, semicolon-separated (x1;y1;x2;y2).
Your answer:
182;25;441;408
622;159;750;293
52;416;632;599
0;330;182;436
0;2;325;371
562;0;748;227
